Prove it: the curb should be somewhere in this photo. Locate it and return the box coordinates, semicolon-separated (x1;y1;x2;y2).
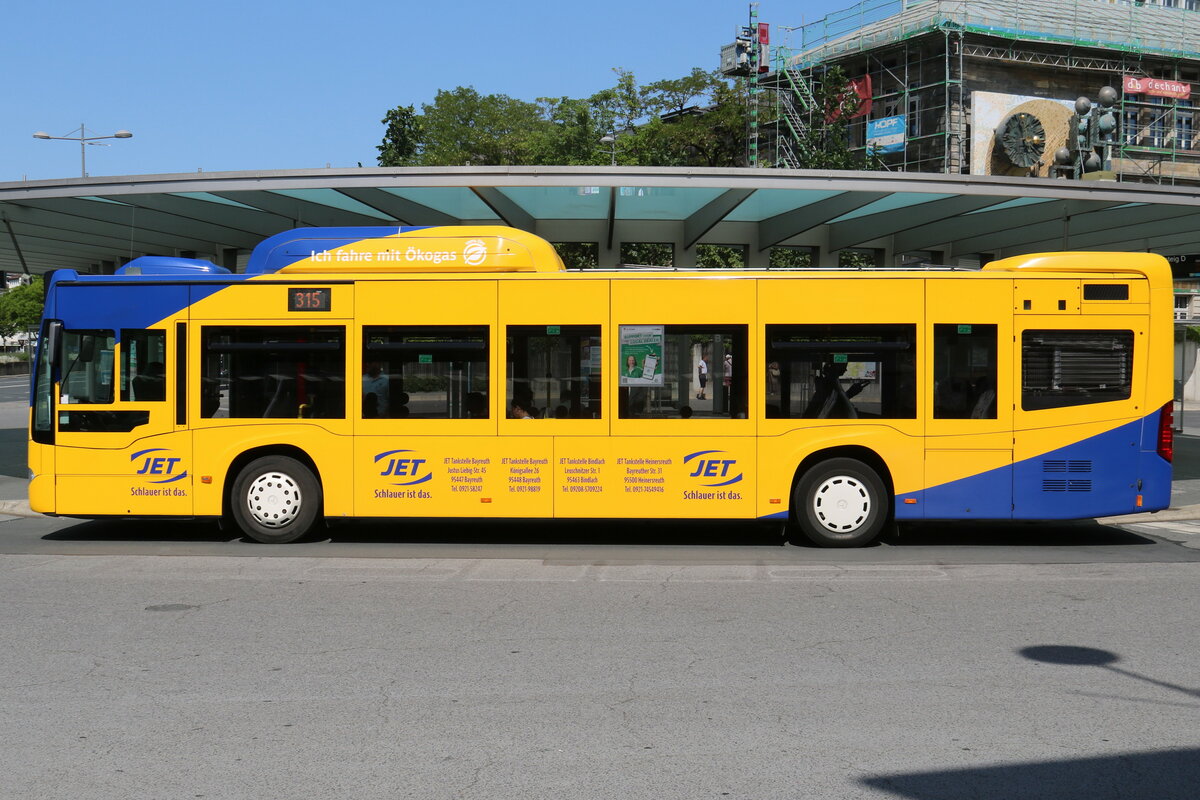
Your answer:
1096;503;1200;524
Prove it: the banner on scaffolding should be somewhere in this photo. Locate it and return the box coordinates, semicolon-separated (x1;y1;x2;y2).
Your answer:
867;115;906;154
1123;76;1191;100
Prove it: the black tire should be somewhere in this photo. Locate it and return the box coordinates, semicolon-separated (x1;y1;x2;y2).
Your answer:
792;458;887;547
230;456;321;544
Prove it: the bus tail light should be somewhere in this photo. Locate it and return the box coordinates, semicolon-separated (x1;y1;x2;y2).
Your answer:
1157;401;1174;462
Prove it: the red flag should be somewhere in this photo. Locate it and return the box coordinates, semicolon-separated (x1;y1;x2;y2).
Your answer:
849;75;873;119
825;75;873;122
758;23;770;44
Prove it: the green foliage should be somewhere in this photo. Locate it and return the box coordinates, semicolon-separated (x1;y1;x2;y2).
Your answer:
0;278;43;338
769;247;815;268
377;105;423;166
620;243;673;266
552;242;599;269
378;68;748;169
695;245;745;268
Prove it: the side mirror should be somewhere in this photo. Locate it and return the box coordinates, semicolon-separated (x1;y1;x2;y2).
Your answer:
45;320;63;368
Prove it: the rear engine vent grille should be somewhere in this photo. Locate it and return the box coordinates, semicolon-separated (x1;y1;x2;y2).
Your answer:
1083;284;1129;301
1042;479;1094;492
1042;460;1093;473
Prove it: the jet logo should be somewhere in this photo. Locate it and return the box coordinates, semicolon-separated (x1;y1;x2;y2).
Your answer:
131;448;188;484
374;449;432;485
683;449;744;487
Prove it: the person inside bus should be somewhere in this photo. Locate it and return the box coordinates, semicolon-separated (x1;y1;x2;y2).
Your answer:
804;361;867;419
465;391;488;419
362;360;389;417
510;398;538;419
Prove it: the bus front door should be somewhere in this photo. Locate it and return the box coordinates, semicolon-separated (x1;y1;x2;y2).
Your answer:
51;284;192;518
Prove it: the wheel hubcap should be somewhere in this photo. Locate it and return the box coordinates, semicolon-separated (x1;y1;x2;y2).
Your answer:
246;471;301;528
812;476;870;533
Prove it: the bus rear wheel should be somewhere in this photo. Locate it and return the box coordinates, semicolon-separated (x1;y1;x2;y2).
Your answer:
230;456;321;544
793;458;886;547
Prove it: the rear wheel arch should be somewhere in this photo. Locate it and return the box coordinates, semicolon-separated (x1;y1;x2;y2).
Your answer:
788;446;895;547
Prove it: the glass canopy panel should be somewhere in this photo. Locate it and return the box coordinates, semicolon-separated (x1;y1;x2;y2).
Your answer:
725;189;842;221
497;187;609;219
79;196;131;205
614;186;727;220
270;189;392;220
965;197;1055;214
827;192;955;223
172;192;264;210
380;188;498;220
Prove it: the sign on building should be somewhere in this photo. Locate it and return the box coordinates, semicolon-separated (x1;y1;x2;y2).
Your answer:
1123;76;1192;100
867;115;906;154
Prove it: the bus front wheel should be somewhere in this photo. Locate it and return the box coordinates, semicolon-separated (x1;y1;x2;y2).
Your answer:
793;458;886;548
230;456;321;544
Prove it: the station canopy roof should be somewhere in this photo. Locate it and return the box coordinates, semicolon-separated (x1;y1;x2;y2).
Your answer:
3;166;1200;275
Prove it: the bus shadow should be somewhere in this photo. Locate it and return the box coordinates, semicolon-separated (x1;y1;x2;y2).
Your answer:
859;747;1200;800
41;517;789;548
884;519;1158;547
38;517;1164;550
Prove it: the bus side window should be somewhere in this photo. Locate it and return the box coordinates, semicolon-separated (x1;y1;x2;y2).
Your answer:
202;326;346;419
618;325;746;419
121;329;168;402
362;326;488;419
933;324;997;419
506;325;601;419
765;324;916;420
60;330;116;405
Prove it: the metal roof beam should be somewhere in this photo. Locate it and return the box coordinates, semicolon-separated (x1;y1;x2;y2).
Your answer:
951;202;1199;256
470;187;535;230
758;191;890;250
827;195;1010;251
0;202;241;253
683;189;755;249
898;200;1119;254
208;191;387;228
334;188;460;227
93;192;291;237
1019;210;1200;252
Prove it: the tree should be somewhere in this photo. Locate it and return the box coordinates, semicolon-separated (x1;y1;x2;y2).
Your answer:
788;66;881;170
0;278;44;339
377;105;423;167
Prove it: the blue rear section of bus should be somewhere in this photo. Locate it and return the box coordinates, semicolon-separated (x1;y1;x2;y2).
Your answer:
898;411;1171;521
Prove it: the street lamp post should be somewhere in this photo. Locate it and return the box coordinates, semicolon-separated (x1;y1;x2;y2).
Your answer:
600;134;617;166
33;123;133;177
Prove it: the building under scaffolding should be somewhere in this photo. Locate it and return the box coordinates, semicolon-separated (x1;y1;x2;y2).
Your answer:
759;0;1200;184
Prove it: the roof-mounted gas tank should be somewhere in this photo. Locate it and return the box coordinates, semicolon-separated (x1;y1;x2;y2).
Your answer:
116;256;231;276
245;225;565;274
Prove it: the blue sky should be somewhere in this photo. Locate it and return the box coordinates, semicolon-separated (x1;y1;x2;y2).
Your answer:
2;0;829;183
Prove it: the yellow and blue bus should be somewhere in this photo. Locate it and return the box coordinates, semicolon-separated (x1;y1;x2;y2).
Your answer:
28;225;1174;546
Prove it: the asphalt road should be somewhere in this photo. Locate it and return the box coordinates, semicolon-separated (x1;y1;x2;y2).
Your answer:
0;552;1196;800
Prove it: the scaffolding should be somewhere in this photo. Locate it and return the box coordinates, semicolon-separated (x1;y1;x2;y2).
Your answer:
761;0;1200;182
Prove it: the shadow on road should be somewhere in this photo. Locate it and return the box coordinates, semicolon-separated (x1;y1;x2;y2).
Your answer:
37;516;1162;549
860;747;1200;800
885;520;1158;547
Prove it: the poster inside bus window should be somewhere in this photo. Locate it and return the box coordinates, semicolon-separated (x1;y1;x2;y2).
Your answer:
619;325;664;386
